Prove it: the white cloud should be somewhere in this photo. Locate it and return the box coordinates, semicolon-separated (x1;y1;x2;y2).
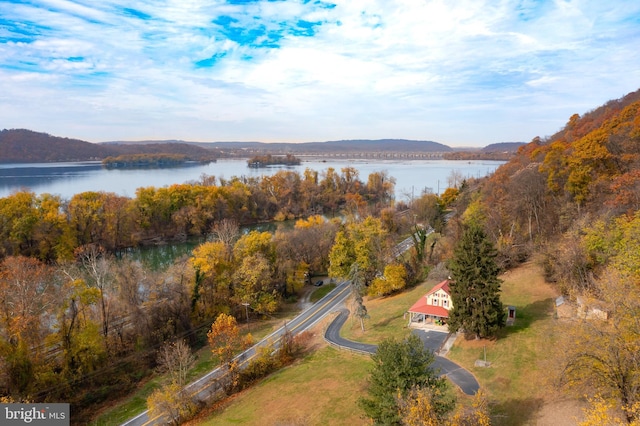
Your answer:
1;0;639;144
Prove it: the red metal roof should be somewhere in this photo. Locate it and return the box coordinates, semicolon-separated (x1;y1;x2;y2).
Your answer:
407;280;451;318
426;279;450;296
408;296;449;318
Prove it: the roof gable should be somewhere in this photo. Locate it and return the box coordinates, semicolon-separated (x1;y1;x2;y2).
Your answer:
426;280;450;297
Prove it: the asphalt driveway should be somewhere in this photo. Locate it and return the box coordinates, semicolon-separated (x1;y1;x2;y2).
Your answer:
325;308;480;396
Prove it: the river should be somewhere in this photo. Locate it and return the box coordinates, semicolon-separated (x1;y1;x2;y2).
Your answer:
0;158;504;201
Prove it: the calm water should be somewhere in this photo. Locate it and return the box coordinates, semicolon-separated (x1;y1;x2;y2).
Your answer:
0;158;504;201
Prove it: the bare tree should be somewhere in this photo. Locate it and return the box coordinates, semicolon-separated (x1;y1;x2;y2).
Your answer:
210;218;240;249
447;170;464;189
74;244;114;352
156;339;194;387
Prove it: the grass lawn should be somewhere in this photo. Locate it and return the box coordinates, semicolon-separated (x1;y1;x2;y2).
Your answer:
340;279;436;344
310;282;336;303
194;346;372;426
191;279;443;426
193;260;584;426
446;260;583;425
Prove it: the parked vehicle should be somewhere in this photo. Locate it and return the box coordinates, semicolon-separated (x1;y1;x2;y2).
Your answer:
314;280;324;286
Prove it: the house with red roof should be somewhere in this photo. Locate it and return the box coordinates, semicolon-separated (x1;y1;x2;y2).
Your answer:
407;280;452;326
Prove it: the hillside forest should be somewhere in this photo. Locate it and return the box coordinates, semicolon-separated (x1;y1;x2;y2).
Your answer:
0;129;220;163
0;88;639;424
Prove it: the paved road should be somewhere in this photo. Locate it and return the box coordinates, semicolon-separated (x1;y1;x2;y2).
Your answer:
122;282;351;426
324;308;479;396
391;226;433;258
121;233;432;425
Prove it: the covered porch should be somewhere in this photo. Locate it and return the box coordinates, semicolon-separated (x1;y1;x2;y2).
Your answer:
407;298;450;330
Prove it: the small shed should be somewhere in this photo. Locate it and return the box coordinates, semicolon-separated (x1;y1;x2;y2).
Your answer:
506;305;516;326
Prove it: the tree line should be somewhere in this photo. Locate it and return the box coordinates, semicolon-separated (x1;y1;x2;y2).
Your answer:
0;166;408;422
0;167;395;263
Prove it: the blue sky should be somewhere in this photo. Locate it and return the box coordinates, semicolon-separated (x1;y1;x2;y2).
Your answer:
1;0;639;146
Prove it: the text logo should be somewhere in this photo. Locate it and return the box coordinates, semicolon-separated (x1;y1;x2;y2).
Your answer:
1;404;69;425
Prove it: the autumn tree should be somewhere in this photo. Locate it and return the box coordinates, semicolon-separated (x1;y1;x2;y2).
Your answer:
32;193;75;262
410;224;431;264
155;339;194;387
73;244;114;351
440;187;459;208
67;191;108;247
209;218;240;250
359;334;445;425
578;395;638;426
365;170;395;209
368;263;407;297
0;256;53;395
147;382;196;426
328;216;389;285
560;271;640;424
49;276;106;387
448;390;492;426
207;313;247;369
328;229;354;280
207;313;251;393
232;231;278;315
233;253;277;315
348;263;369;332
0;191;39;258
412;193;445;232
190;241;233;319
143;258;193;348
100;193;138;251
447;221;505;339
274;215;338;293
397;385;456;426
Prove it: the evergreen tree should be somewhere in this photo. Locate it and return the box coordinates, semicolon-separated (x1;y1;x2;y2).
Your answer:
348;262;369;332
447;221;505;339
359;334;448;425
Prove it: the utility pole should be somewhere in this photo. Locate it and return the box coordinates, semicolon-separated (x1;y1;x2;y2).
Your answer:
242;302;250;331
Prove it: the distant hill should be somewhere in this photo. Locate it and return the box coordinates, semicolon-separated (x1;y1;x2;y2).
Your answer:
443;141;525;160
481;142;525;152
2;129;519;163
0;129;113;162
103;138;453;154
0;129;216;163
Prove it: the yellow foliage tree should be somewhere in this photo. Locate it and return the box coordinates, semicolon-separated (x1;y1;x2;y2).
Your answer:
294;215;324;229
368;263;407;297
207;313;244;367
147;382;196;426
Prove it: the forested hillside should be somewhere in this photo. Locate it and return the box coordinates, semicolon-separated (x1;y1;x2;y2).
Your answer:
0;129;114;162
460;88;640;423
0;129;217;162
474;88;640;270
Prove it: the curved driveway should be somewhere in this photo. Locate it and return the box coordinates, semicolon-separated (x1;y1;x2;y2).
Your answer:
324;308;479;396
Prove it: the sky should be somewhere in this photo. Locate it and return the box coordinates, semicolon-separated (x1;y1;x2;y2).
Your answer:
1;1;639;146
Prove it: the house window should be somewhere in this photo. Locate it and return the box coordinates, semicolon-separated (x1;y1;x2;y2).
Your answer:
443;300;448;308
432;298;438;306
